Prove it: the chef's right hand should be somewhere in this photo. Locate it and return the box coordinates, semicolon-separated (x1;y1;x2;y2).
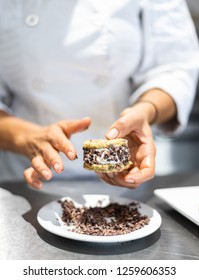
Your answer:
23;117;91;189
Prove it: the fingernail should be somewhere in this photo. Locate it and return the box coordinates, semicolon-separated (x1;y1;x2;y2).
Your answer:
33;181;42;189
67;151;75;160
107;128;119;139
125;177;135;184
96;172;103;178
42;170;52;180
54;163;63;173
107;172;114;178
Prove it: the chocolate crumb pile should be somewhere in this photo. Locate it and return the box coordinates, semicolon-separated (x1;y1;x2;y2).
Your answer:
60;199;150;236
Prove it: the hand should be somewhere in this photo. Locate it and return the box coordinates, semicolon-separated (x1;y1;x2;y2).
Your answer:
23;117;91;189
96;104;156;188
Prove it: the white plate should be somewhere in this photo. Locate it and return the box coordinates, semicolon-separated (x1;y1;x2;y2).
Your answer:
154;186;199;226
37;194;161;243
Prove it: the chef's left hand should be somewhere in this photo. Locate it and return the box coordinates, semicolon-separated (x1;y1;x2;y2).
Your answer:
96;104;156;188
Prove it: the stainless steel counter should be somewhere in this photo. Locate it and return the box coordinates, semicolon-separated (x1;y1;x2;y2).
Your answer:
0;172;199;260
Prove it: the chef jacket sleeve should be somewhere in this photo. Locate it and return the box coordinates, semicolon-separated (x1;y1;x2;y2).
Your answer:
130;0;199;135
0;75;13;114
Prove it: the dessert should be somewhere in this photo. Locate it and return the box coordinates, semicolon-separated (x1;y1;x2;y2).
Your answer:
83;138;132;172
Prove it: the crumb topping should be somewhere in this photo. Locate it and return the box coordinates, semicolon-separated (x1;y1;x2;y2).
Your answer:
59;199;150;236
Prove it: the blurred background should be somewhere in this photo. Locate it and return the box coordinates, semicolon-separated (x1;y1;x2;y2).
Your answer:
155;0;199;175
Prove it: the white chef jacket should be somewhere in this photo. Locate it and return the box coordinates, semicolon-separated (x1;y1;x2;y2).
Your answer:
0;0;198;182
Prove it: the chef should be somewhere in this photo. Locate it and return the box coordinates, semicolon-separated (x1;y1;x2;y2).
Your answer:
0;0;198;189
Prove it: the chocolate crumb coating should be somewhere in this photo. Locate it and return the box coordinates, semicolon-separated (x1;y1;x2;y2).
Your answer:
83;144;130;166
60;199;150;236
83;139;132;172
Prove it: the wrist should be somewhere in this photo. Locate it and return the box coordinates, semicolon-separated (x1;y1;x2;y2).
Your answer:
133;100;157;124
135;89;177;125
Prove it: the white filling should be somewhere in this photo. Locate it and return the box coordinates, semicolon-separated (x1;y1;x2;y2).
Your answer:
95;148;121;165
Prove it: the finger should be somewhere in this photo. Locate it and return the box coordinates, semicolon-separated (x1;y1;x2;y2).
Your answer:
96;171;139;189
59;117;91;137
39;142;65;172
31;155;53;180
125;155;155;185
50;130;78;160
97;171;139;189
50;120;91;160
106;171;140;189
106;113;150;144
125;169;154;185
96;172;116;186
124;135;156;185
106;172;114;179
24;167;43;189
106;113;135;140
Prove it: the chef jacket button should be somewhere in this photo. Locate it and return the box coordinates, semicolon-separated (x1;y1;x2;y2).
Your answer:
25;14;39;27
32;79;45;91
95;74;109;87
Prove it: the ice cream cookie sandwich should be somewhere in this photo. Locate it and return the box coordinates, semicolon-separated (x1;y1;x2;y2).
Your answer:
83;138;132;172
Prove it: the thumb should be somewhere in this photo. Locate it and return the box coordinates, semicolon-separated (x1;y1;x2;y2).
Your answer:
106;114;134;139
